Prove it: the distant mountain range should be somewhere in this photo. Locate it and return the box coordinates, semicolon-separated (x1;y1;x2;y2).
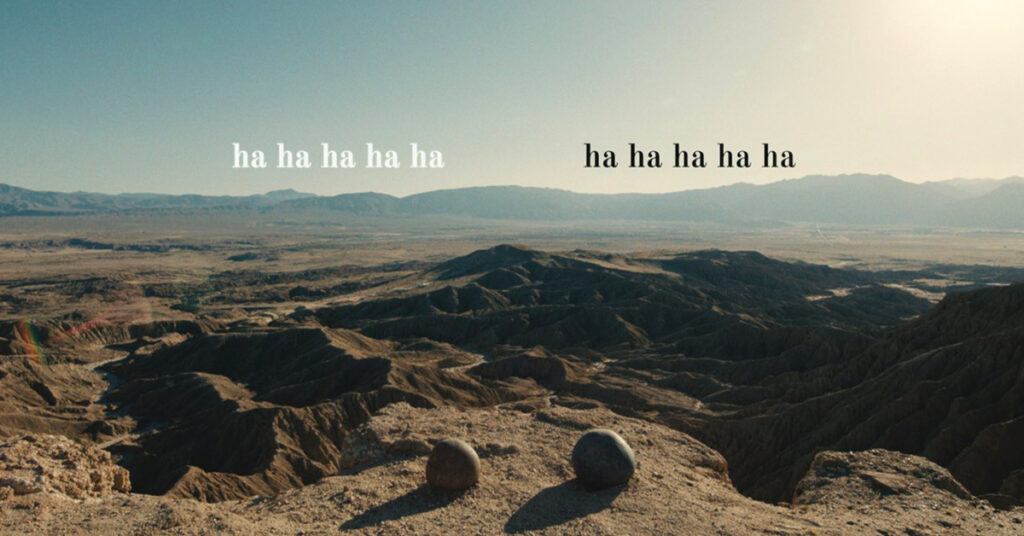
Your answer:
2;174;1023;228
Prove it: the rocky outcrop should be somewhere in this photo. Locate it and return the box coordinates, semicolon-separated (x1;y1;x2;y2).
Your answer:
0;434;130;500
794;449;971;506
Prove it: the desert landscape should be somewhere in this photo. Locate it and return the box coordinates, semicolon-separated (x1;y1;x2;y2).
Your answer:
2;179;1024;534
6;0;1024;532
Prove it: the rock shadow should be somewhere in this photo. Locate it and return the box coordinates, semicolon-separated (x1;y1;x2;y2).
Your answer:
504;480;624;533
339;485;463;530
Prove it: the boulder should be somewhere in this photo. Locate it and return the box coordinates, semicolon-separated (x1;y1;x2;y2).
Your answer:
571;429;635;489
426;438;480;492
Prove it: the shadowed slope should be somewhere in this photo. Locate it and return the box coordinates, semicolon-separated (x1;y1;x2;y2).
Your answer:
100;327;534;500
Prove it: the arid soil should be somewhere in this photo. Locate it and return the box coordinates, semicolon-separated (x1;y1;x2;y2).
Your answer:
2;225;1024;534
3;404;1022;535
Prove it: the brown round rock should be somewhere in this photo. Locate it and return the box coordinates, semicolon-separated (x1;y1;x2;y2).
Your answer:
571;429;636;489
426;438;480;492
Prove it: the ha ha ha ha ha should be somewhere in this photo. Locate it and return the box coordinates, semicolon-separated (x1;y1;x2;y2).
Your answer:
231;142;445;169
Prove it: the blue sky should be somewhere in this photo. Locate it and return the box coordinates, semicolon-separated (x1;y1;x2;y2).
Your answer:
2;1;1022;196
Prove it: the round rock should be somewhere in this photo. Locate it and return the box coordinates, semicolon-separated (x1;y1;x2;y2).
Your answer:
425;438;480;492
571;429;636;489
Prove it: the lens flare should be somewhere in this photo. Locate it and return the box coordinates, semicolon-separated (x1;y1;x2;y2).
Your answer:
15;319;48;365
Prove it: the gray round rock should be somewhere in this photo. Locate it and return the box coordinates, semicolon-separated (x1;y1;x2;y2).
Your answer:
426;438;480;492
571;429;636;489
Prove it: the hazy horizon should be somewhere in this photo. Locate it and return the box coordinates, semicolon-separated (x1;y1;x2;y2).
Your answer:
4;1;1023;196
3;171;1024;198
8;171;1024;200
